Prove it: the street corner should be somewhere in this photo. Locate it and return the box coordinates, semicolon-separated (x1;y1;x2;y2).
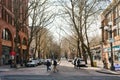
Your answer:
96;68;120;75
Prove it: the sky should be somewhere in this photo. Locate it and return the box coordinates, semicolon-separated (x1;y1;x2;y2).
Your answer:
29;0;112;43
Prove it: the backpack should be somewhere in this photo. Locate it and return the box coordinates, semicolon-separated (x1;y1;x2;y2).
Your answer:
53;60;57;66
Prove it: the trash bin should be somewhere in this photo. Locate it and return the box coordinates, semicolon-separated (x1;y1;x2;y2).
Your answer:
93;61;97;67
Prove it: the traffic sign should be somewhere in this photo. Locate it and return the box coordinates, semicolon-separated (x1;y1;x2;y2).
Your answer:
109;38;114;43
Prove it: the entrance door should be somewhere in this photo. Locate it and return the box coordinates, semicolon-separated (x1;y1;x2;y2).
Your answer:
2;45;11;65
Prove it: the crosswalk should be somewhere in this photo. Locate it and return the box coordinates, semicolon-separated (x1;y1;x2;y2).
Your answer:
1;75;54;80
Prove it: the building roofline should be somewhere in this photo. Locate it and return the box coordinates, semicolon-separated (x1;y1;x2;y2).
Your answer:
101;0;120;16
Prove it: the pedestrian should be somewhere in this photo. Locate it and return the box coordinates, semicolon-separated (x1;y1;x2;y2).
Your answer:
109;57;112;63
53;60;58;72
74;58;77;68
77;59;81;69
46;60;51;71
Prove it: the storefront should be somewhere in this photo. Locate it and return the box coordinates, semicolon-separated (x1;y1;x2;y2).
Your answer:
2;45;11;65
104;45;120;62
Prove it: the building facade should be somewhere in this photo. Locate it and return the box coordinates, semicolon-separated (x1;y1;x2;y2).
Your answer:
0;0;28;65
101;0;120;68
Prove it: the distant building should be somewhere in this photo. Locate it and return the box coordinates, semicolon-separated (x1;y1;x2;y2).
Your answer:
101;0;120;68
0;0;29;65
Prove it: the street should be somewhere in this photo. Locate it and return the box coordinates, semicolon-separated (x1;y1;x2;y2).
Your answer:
0;59;120;80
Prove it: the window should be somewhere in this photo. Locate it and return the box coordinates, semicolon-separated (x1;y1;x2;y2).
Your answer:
8;14;12;25
104;31;108;40
106;13;112;22
2;29;12;40
8;0;12;11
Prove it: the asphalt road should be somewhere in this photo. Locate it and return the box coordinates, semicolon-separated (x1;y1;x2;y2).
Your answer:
0;59;120;80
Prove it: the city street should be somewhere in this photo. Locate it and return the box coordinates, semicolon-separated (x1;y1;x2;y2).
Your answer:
1;0;120;80
0;59;120;80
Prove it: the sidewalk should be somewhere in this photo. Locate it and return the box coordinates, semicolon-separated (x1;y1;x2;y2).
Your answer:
0;65;18;72
87;60;120;75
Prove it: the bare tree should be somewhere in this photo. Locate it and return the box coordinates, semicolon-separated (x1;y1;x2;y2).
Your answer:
58;0;111;66
28;0;56;59
10;0;56;67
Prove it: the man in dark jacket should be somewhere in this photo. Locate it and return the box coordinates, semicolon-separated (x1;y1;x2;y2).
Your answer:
46;60;51;71
77;59;81;69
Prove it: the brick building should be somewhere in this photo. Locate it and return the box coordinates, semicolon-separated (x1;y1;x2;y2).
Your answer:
0;0;28;65
101;0;120;68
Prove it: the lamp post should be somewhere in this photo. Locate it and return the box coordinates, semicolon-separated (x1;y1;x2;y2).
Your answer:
104;21;116;71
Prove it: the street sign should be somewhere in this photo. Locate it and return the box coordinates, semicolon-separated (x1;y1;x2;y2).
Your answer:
109;38;114;43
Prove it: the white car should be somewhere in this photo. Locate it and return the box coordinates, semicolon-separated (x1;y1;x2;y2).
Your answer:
26;60;38;67
32;59;40;65
73;58;86;67
44;59;52;65
76;58;86;67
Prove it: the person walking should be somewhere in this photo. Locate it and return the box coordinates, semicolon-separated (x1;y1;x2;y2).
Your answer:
53;60;58;72
46;60;51;71
77;59;81;69
74;58;77;68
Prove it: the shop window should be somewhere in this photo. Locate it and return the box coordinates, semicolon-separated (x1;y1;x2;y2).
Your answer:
117;53;120;61
2;45;11;65
114;52;120;61
117;22;120;36
114;54;118;61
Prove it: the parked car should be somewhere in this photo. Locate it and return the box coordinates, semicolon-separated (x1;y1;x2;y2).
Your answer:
68;59;73;62
44;59;52;65
40;59;45;64
32;59;43;65
77;58;86;67
33;59;40;65
73;58;86;67
26;60;38;67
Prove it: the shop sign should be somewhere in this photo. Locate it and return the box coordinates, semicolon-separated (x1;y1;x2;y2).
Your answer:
10;51;16;56
114;46;120;51
104;45;120;52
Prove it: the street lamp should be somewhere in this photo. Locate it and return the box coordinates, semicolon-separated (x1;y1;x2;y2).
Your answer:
104;21;116;71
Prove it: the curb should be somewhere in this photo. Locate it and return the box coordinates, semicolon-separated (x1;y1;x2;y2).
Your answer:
96;70;120;75
0;69;12;72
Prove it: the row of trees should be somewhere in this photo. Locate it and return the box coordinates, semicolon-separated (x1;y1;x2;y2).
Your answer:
10;0;61;64
58;0;111;66
11;0;111;66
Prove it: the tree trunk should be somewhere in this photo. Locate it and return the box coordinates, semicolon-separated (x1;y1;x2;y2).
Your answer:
77;39;81;58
